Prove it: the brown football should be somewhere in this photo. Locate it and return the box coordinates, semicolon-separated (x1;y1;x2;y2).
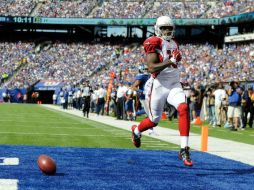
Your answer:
37;155;56;175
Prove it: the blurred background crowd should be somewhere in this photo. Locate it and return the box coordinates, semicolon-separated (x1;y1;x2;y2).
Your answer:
1;0;253;18
1;41;254;89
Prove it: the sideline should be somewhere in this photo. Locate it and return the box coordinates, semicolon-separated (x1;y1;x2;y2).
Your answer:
42;104;254;166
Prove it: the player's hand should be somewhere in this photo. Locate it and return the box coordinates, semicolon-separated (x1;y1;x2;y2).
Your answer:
170;49;182;63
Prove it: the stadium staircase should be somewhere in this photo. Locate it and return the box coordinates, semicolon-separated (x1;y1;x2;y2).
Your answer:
87;0;101;17
143;1;156;18
89;43;140;84
0;41;49;88
30;1;43;16
203;1;223;18
0;60;29;88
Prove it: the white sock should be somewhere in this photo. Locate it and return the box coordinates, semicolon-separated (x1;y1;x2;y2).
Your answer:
134;126;141;136
180;136;189;149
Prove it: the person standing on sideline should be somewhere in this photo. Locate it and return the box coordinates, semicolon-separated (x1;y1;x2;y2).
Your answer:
227;81;242;131
213;83;226;127
82;80;93;118
125;82;134;120
131;15;193;166
96;85;107;116
116;81;128;120
52;93;57;105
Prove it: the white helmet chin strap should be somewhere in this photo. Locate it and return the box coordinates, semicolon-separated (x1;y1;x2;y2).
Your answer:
155;25;173;40
162;34;172;41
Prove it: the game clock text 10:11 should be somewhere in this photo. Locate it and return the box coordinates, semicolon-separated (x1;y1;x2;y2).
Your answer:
13;17;42;24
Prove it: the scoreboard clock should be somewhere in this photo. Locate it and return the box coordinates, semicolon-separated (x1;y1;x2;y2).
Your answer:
12;16;42;24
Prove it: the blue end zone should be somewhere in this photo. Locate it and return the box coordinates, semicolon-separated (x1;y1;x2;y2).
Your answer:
0;145;253;190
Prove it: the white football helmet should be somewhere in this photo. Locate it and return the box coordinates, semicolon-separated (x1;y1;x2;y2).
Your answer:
138;64;148;74
154;16;175;41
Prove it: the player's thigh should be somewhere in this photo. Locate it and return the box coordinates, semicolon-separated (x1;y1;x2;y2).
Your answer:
147;81;168;123
140;99;149;115
167;87;186;109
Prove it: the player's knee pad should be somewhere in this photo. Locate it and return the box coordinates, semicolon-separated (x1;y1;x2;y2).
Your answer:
177;103;188;116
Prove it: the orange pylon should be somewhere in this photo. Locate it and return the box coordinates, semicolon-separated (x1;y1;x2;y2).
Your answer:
194;116;202;125
201;126;209;152
161;112;167;120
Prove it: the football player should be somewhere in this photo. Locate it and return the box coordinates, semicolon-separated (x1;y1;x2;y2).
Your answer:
131;16;193;166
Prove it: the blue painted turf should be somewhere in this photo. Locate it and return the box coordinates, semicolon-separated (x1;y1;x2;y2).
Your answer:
0;145;253;190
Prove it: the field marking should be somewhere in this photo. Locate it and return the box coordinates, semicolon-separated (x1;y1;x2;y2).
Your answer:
0;125;96;130
0;119;81;125
0;179;18;190
102;129;123;132
0;158;19;165
142;143;169;146
145;145;169;148
0;131;128;138
145;146;179;149
142;140;160;143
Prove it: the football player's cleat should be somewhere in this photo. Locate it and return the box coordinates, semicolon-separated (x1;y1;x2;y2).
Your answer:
131;125;141;148
179;146;193;167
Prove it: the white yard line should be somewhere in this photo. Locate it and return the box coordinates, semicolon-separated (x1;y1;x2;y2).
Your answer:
0;179;18;190
0;131;126;138
145;145;171;148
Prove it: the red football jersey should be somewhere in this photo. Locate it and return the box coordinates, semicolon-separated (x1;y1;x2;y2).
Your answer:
143;36;179;63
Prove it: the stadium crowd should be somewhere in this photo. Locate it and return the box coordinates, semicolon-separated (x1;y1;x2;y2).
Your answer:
2;42;117;89
34;0;98;18
0;0;36;16
1;0;253;18
1;41;254;88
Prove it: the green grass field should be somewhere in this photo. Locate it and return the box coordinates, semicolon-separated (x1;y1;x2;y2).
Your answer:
1;103;253;151
0;104;178;150
137;115;254;145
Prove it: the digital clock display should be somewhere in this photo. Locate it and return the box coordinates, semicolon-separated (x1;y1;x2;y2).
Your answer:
12;16;42;24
